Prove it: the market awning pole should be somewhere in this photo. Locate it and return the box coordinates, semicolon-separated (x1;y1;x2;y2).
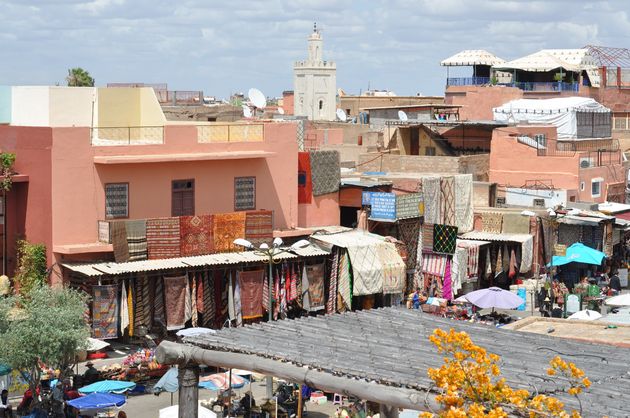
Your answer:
266;255;274;401
297;385;303;418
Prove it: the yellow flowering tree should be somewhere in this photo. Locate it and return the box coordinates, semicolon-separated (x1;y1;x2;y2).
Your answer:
421;329;591;418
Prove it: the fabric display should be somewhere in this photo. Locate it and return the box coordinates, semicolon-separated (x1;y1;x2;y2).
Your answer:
201;272;215;328
451;247;467;294
233;274;242;326
422;177;442;224
604;222;613;256
440;176;455;226
413;224;424;291
191;276;198;327
134;275;152;331
422;253;448;277
377;242;406;294
120;284;129;335
581;225;603;250
126;219;148;261
244;210;273;248
213;212;247;253
305;263;326;311
501;212;531;235
347;244;384;296
481;212;503;234
238;270;264;320
421;222;434;250
127;281;135;336
309;150;340;196
327;251;339;314
110;221;129;263
558;224;581;246
180;215;214;256
301;265;311;311
454;175;474;233
92;285;118;339
508;249;517;279
146;217;181;260
338;251;352;310
154;275;166;327
456;241;480;281
433;224;458;255
397;218;420;270
298;152;313;203
520;236;534;273
219;272;229;328
164;275;188;330
442;260;453;301
228;273;236;322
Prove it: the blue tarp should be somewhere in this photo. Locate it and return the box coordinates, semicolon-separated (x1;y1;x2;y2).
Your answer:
153;367;179;394
67;392;126;411
551;243;606;267
79;380;136;394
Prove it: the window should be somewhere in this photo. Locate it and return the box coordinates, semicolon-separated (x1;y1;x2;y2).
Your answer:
172;179;194;216
105;183;129;219
534;134;547;148
234;177;256;211
580;182;585;191
425;147;436;156
591;178;603;198
318;100;323;110
533;198;545;208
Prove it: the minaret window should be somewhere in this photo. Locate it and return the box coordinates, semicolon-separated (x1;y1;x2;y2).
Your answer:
319;100;323;110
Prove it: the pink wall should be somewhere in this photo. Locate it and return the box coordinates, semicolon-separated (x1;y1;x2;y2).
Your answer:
578;165;626;203
445;86;523;120
304;125;344;150
298;192;340;228
283;92;294;115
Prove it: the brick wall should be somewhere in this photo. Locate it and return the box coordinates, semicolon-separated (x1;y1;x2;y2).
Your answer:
357;153;489;178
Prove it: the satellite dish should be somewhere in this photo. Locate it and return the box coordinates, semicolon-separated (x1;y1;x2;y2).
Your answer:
336;109;347;122
277;107;285;115
241;104;252;118
398;110;408;122
248;88;267;109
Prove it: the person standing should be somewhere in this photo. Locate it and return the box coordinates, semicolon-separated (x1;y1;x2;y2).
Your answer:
0;389;12;418
609;271;622;295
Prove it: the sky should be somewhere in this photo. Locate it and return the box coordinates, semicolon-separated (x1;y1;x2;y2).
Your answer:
1;0;630;98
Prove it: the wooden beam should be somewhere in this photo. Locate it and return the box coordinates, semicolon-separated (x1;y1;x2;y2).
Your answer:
178;363;200;418
156;340;438;411
380;403;400;418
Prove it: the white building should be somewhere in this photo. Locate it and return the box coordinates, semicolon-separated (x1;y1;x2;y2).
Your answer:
293;25;337;121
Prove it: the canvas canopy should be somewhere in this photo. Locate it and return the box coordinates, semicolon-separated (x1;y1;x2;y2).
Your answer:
441;49;505;66
493;97;611;139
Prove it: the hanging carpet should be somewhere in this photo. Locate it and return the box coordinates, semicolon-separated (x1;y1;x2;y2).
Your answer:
481;212;503;234
397;218;421;270
92;285;118;339
454;174;474;233
134;274;152;331
244;210;273;248
238;270;264;320
338;250;352;310
110;221;129;263
327;250;339;314
298;152;313;203
422;253;448;277
305;263;326;311
376;242;406;294
164;275;187;331
309;150;340;196
501;212;531;235
201;272;215;329
440;176;455;226
422;177;442;224
213;212;246;253
125;219;148;261
180;214;214;256
433;224;458;255
421;222;434;251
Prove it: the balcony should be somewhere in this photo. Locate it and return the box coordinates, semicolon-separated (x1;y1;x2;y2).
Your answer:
446;78;579;92
446;77;490;86
91;126;164;146
197;123;264;143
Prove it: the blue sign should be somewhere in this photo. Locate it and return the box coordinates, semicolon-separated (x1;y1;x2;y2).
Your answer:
370;192;397;220
362;191;374;206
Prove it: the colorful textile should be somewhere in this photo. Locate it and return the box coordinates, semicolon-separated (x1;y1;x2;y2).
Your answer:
154;275;166;327
301;265;310;311
213;212;246;253
604;222;613;256
377;242;406;294
201;272;215;329
306;263;325;311
309;150;340;196
422;253;448;277
398;218;421;269
134;275;152;330
298;152;313;203
184;278;192;324
457;241;480;281
485;247;492;277
263;269;270;312
110;221;129;263
433;224;458;255
451;247;467;294
233;273;242;326
219;273;229;327
191;276;198;327
421;223;434;250
180;215;214;256
244;210;273;247
442;260;453;301
327;251;339;314
338;250;352;310
273;270;281;319
289;266;298;301
440;176;455;226
422;177;442;224
454;174;474;232
481;212;503;234
92;285;118;339
164;276;187;330
196;274;204;314
347;244;384;296
508;249;517;279
238;270;264;319
126;220;147;261
520;236;534;273
501;212;530;235
126;281;134;337
120;283;129;335
146;217;181;259
228;272;236;322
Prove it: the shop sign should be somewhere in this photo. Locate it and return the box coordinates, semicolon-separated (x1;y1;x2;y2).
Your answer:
554;244;567;256
370;192;397;220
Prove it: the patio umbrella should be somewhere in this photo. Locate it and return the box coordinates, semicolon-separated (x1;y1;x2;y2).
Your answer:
86;338;111;352
567;309;602;321
159;402;217;418
67;392;126;411
198;372;248;391
605;293;630;307
79;380;136;394
551;243;605;267
463;287;524;310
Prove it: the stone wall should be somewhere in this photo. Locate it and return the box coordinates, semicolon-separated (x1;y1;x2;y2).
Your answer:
357;153;490;178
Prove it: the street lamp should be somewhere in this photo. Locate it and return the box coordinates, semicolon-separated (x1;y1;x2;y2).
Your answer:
233;237;310;399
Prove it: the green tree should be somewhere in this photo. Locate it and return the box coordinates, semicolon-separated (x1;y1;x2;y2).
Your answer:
14;239;48;295
0;285;89;410
66;67;95;87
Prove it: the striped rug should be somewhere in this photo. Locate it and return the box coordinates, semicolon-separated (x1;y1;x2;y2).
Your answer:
147;217;181;259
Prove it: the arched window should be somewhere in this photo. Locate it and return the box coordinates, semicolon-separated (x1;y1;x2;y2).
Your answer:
319;100;323;110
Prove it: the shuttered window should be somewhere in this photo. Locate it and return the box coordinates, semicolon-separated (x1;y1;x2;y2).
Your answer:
105;183;129;219
172;179;194;216
234;177;256;211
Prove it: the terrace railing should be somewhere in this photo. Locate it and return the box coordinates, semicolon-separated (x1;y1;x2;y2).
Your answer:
197;123;264;143
446;77;490;86
91;126;165;146
502;81;579;92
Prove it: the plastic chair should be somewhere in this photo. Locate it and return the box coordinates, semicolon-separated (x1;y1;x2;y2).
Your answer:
333;393;344;405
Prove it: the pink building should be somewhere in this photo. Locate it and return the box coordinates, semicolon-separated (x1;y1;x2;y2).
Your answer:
0;86;325;283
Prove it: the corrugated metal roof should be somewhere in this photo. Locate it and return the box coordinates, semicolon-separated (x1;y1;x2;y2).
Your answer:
311;230;386;248
62;246;330;277
340;178;392;188
440;49;506;66
556;215;605;226
459;231;532;243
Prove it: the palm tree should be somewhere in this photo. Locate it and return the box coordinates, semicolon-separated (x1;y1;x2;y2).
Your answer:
66;67;95;87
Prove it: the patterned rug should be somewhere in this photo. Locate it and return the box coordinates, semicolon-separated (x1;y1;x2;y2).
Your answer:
456;241;480;281
245;210;273;248
92;285;118;339
347;245;384;296
147;217;181;259
397;218;421;270
110;221;129;263
180;215;214;256
440;176;455;226
201;272;215;328
306;263;326;311
521;236;534;273
327;250;339;314
213;212;246;253
422;177;442;224
481;212;503;234
338;250;352;310
433;224;458;255
134;275;152;331
422;253;447;277
421;222;434;251
153;274;165;328
454;174;474;232
501;212;530;234
558;224;581;246
309;150;340;196
126;220;148;261
164;275;187;330
376;242;406;294
451;247;468;293
298;152;313;203
238;270;264;319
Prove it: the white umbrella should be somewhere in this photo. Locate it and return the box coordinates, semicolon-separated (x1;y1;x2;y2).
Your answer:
86;338;110;352
159;402;216;418
605;293;630;307
567;310;602;321
176;327;216;338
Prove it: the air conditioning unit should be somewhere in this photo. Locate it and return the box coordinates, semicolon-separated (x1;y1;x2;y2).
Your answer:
579;157;594;168
533;198;546;208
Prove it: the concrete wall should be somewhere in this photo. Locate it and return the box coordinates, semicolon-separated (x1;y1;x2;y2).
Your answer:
49;87;96;127
282;91;294;115
505;188;568;207
298;192;340;227
340;96;444;117
356;153;489;178
97;88;142;127
0;86;11;124
140;87;167;125
11;86;50;126
320;144;367;165
445;85;523;121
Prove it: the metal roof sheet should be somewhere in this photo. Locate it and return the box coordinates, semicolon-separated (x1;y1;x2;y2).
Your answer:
556;215;606;226
459;231;532;243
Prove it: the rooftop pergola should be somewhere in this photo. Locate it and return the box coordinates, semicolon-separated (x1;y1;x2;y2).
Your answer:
157;307;630;417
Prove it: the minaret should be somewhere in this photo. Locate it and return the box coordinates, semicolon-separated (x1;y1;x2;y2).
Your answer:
293;23;337;121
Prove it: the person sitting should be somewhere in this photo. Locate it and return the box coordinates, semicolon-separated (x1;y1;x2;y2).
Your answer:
574;277;589;296
0;389;12;418
82;362;99;385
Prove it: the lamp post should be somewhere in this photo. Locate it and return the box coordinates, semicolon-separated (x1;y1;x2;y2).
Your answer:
233;237;310;400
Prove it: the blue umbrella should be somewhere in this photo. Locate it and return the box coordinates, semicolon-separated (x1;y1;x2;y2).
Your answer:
67;392;126;411
551;243;605;267
79;380;136;394
0;364;10;376
153;367;179;394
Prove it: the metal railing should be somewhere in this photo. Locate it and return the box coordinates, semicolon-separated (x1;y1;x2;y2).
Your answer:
582;150;622;167
91;126;165;146
446;77;490;86
196;123;264;143
156;90;204;105
536;139;576;157
503;81;579;92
